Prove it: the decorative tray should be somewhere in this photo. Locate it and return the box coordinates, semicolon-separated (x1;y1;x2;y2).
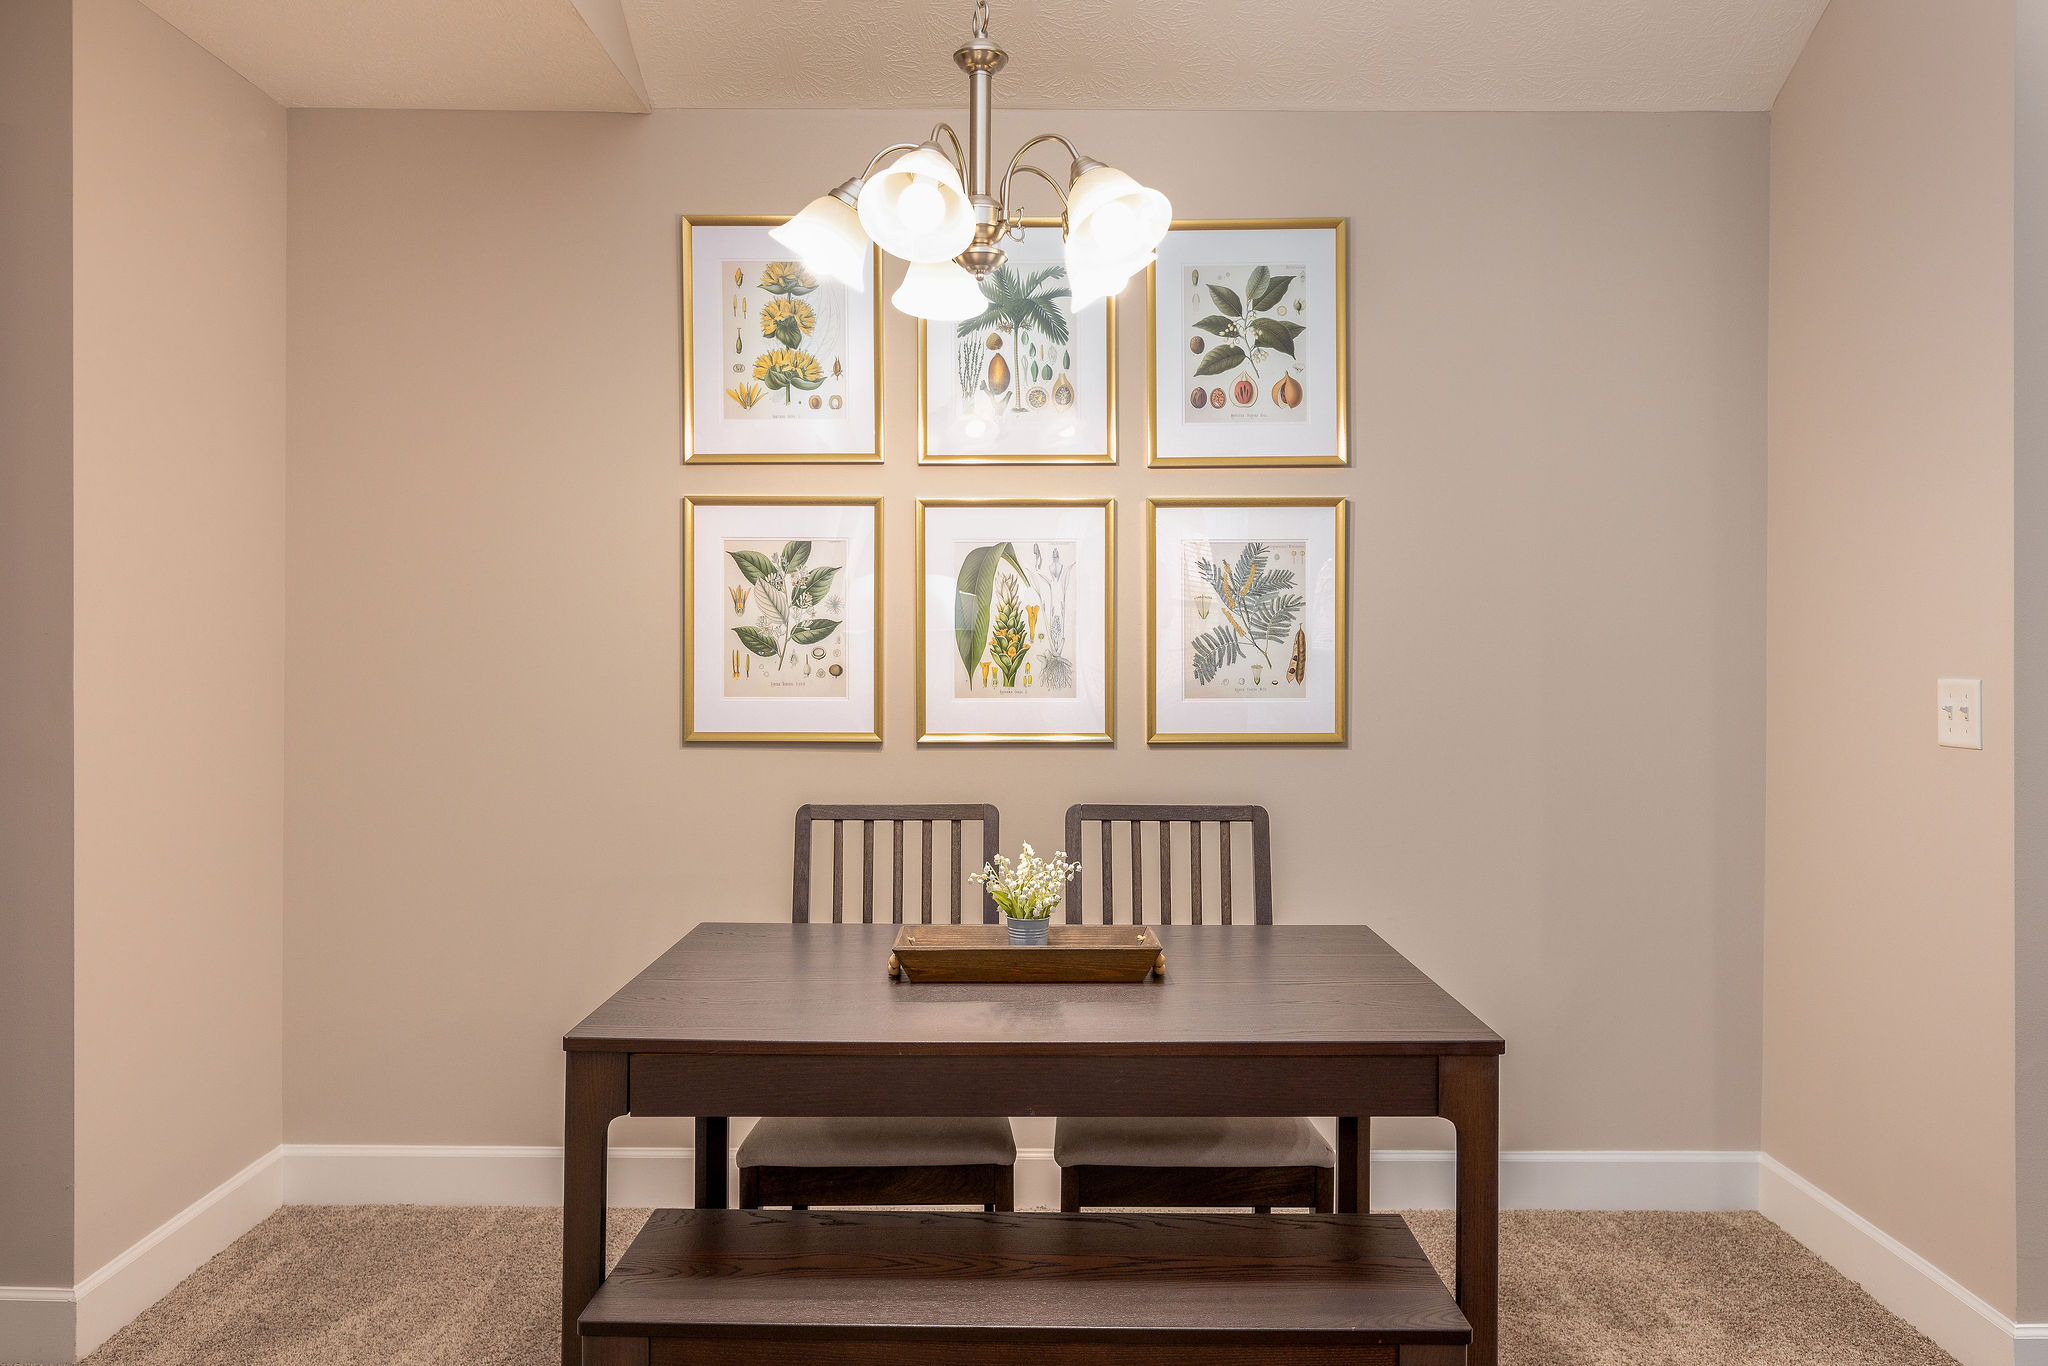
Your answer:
887;924;1164;983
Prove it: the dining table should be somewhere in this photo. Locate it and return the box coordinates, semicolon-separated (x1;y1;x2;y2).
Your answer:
561;920;1504;1366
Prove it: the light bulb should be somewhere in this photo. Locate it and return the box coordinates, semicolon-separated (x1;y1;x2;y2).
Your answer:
857;144;975;263
896;179;945;233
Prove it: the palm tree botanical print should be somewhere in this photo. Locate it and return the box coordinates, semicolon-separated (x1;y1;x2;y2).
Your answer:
955;264;1076;418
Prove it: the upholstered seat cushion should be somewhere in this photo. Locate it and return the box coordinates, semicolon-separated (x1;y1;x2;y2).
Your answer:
1054;1117;1334;1169
737;1116;1017;1169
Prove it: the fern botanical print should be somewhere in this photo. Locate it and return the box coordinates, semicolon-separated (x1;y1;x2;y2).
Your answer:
722;537;847;697
1181;540;1308;698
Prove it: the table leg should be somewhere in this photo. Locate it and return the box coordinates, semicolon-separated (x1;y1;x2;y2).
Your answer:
1439;1054;1499;1366
693;1117;729;1209
1338;1116;1369;1213
562;1051;628;1366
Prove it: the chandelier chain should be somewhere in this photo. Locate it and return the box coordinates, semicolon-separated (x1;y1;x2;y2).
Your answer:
973;0;990;40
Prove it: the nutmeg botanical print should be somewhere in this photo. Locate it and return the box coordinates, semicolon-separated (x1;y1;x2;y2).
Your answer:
722;260;851;418
950;538;1079;699
1179;539;1309;698
722;537;848;697
1182;263;1309;425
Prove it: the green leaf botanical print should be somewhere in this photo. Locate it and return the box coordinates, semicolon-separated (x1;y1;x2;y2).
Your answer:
1188;267;1302;386
1189;541;1305;685
1206;283;1244;318
729;549;780;585
1251;316;1306;357
733;625;780;658
728;540;842;673
953;541;1028;688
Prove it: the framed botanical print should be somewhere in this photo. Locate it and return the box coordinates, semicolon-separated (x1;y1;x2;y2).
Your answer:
917;499;1114;744
681;215;883;463
918;224;1116;464
683;496;881;742
1146;219;1348;467
1148;498;1347;744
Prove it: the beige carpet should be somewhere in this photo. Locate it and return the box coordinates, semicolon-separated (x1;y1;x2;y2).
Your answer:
27;1207;1958;1366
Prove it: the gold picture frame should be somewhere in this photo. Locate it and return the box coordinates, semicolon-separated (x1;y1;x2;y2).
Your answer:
915;497;1116;744
681;215;885;464
683;495;883;743
917;221;1117;465
1146;218;1349;468
1147;496;1348;744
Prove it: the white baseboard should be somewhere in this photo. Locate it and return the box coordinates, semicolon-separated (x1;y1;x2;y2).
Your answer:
1759;1154;2044;1366
0;1146;283;1364
12;1141;2039;1366
1371;1148;1759;1211
0;1288;74;1366
276;1142;1757;1212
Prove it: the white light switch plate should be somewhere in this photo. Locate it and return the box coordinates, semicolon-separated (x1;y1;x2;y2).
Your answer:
1938;678;1983;749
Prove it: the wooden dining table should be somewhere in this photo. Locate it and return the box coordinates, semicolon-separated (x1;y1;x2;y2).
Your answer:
562;921;1505;1366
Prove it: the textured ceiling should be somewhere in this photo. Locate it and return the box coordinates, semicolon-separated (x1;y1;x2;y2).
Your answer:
135;0;648;110
622;0;1832;111
133;0;1830;113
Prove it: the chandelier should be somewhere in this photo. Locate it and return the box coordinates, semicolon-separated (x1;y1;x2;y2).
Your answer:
770;0;1172;320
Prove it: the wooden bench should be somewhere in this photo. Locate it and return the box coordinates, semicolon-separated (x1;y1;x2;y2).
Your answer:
580;1208;1470;1366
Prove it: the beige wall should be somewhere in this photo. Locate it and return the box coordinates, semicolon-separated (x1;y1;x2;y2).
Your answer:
285;107;1767;1156
70;0;287;1280
1766;0;2019;1316
2019;0;2048;1325
0;0;78;1294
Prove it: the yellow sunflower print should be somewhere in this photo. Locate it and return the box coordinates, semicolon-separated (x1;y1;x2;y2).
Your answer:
758;297;817;348
752;347;825;403
757;260;818;296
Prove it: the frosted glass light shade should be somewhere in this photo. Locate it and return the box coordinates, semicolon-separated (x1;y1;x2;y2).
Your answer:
1066;249;1154;309
769;193;870;289
1065;164;1171;266
892;259;988;320
858;145;975;263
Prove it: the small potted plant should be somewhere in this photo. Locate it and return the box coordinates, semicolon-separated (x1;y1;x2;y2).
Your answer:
970;843;1080;946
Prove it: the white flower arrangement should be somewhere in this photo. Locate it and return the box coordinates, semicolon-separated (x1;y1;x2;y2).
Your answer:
969;843;1081;921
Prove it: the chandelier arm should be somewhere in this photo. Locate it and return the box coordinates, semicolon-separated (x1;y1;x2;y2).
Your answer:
1001;132;1084;195
998;163;1070;226
928;123;967;173
855;141;927;185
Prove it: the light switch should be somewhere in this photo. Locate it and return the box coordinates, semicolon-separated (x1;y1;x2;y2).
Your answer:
1938;678;1983;750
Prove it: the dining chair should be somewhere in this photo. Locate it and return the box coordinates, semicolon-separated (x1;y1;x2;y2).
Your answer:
736;803;1017;1211
1053;803;1335;1214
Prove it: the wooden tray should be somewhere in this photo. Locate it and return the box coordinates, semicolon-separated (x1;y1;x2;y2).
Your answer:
888;924;1164;983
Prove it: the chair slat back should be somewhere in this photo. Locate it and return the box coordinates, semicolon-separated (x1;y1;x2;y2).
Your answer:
1062;804;1272;925
793;804;1001;925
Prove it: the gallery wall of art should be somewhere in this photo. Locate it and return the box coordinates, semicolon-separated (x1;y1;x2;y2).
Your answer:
283;106;1768;1158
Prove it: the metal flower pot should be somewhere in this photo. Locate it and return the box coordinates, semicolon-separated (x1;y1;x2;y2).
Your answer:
1005;914;1050;946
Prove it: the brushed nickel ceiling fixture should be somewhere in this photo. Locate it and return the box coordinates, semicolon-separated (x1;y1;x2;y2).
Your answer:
770;0;1171;320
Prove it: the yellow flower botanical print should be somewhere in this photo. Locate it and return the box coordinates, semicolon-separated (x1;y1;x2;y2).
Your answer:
725;381;766;409
758;297;817;348
752;347;825;402
757;260;818;297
